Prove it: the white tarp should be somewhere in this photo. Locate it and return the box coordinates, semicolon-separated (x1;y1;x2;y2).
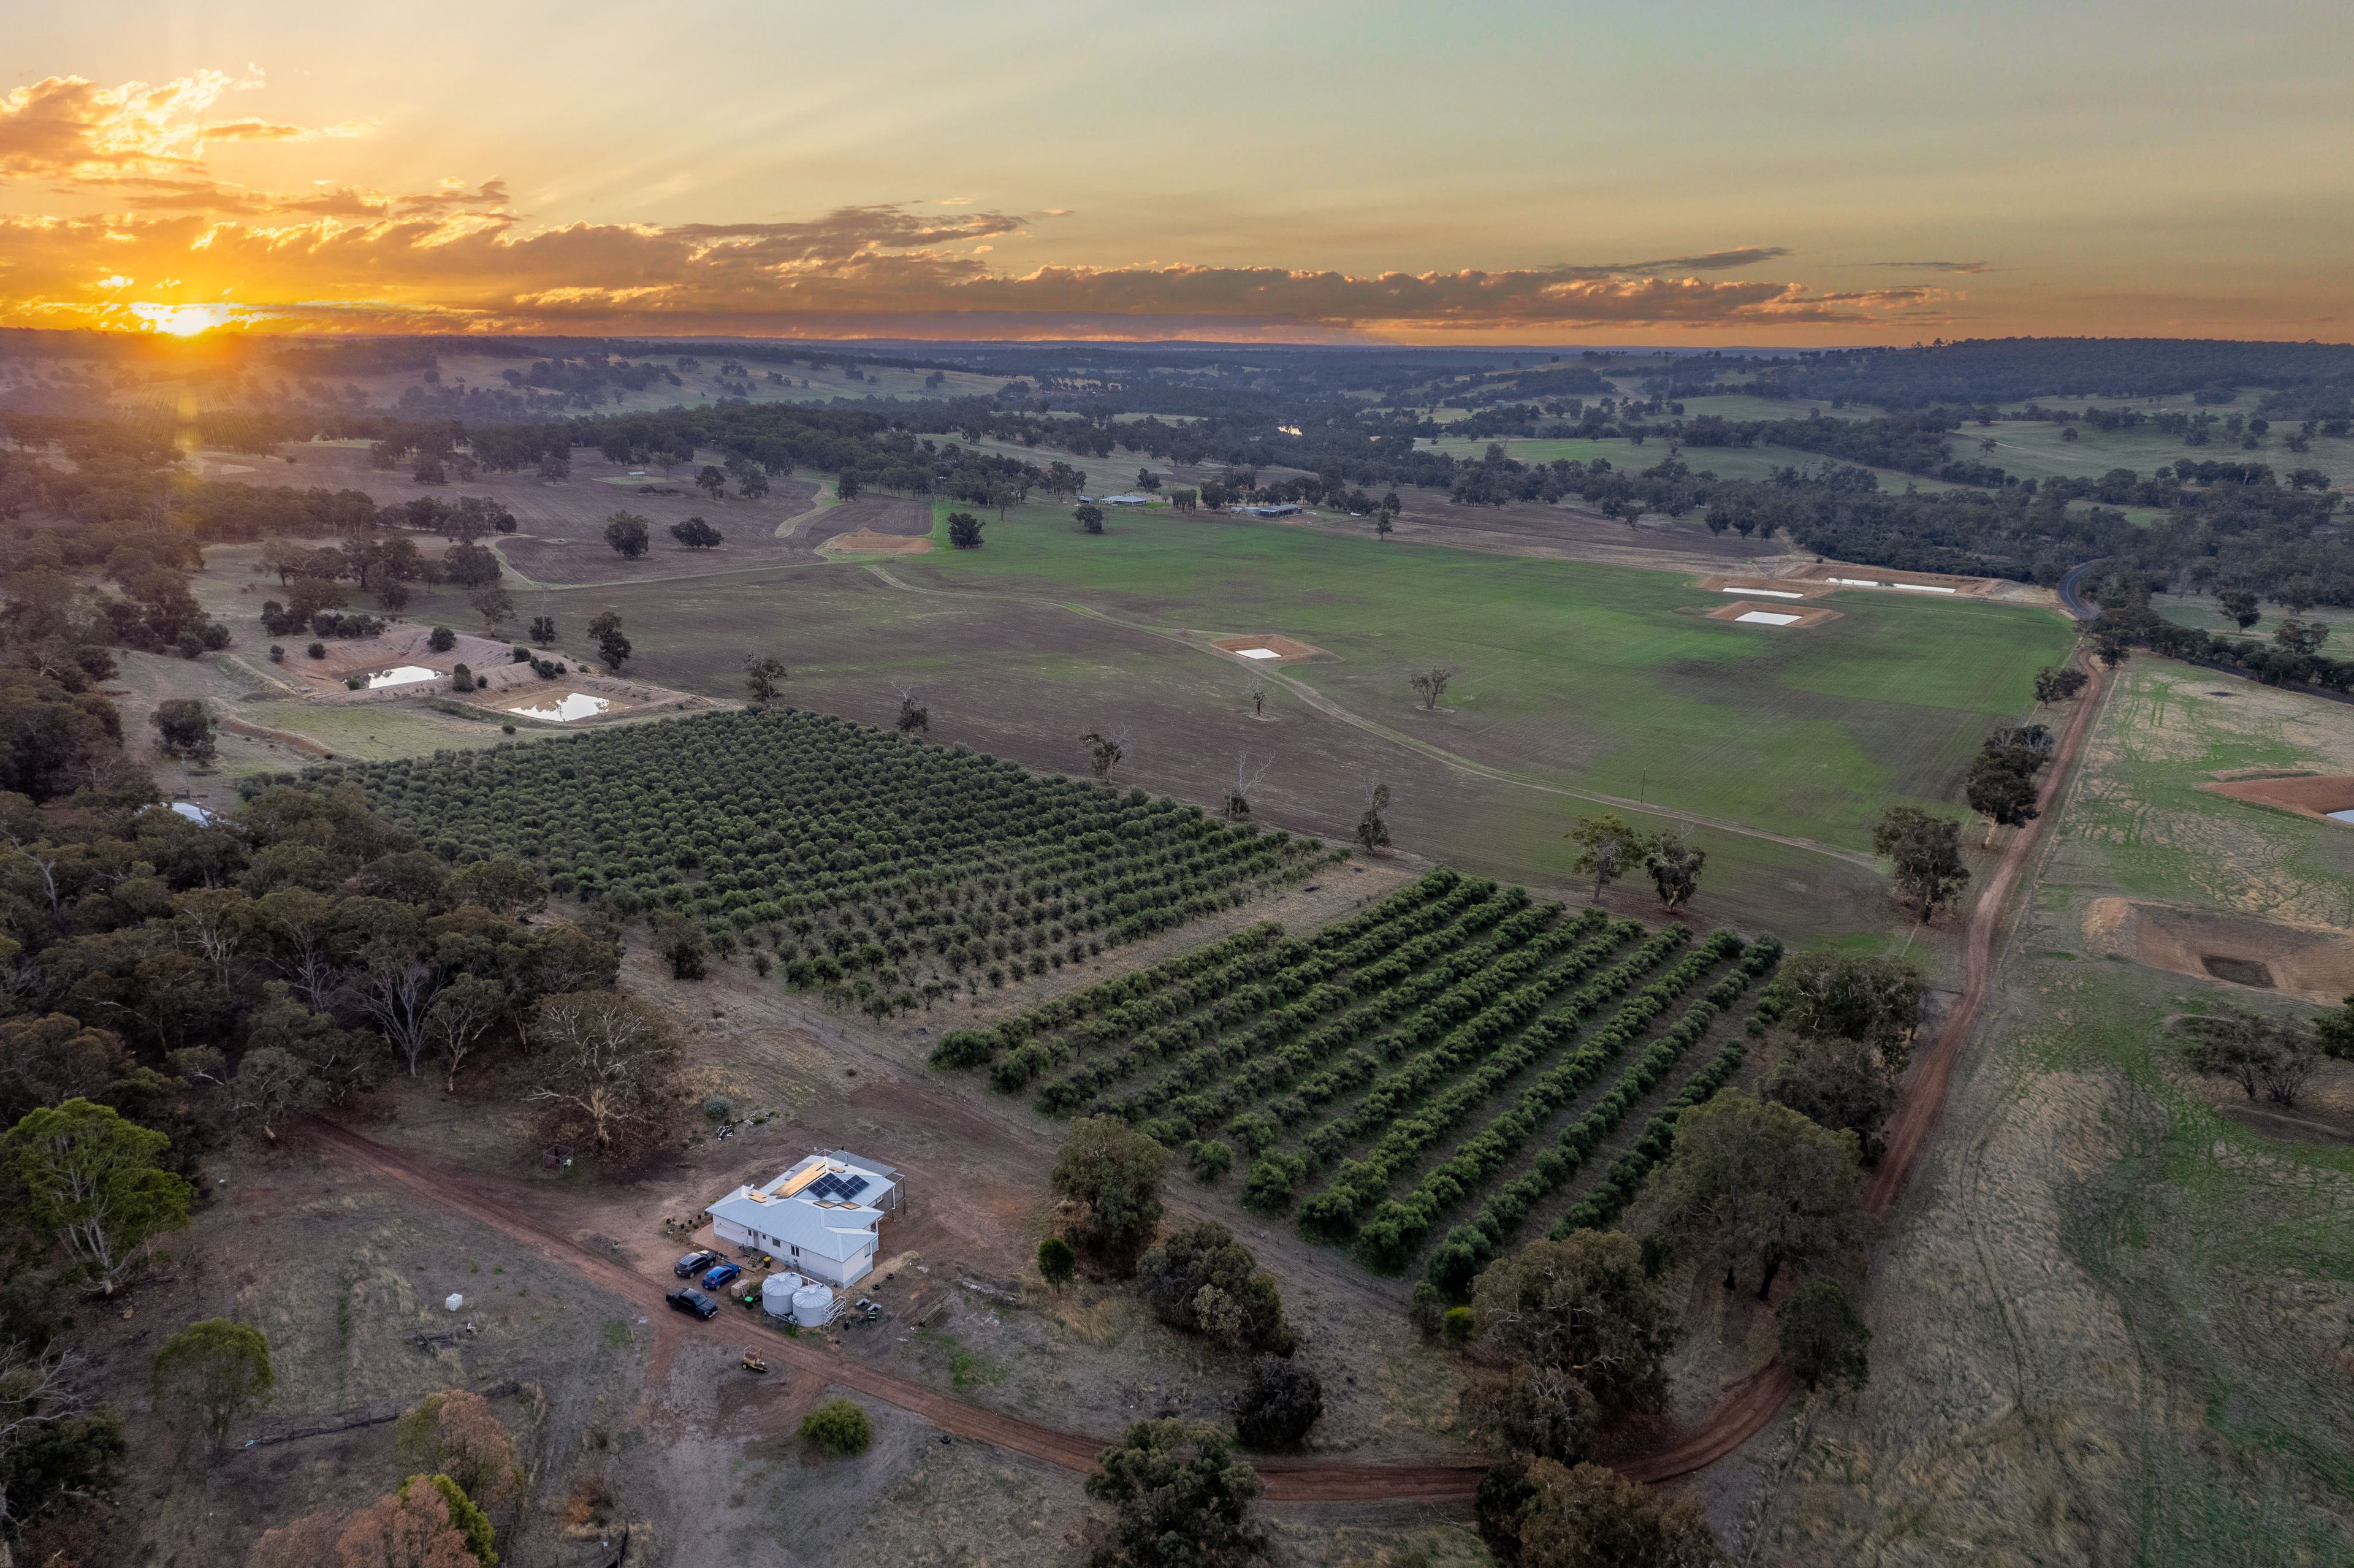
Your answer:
1235;648;1281;660
1735;611;1804;626
1721;587;1805;599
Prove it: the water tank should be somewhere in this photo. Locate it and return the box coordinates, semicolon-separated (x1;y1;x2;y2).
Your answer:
760;1273;806;1319
790;1283;833;1328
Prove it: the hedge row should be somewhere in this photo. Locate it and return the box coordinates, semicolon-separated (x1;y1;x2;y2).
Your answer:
1295;924;1709;1244
929;919;1286;1069
1030;877;1518;1113
1230;907;1615;1211
1124;904;1613;1146
1350;931;1750;1272
1422;935;1785;1296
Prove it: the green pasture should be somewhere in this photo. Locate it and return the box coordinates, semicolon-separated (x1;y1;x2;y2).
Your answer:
896;498;2070;852
1971;413;2354;490
1416;434;1958;494
1982;660;2354;1558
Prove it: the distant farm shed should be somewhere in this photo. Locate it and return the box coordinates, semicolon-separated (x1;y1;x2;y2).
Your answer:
1232;503;1301;518
706;1150;901;1288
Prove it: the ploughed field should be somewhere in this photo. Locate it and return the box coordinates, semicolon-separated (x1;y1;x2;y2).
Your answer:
935;868;1785;1292
303;708;1327;1013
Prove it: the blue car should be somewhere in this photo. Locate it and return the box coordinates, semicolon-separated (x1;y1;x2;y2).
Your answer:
701;1262;744;1291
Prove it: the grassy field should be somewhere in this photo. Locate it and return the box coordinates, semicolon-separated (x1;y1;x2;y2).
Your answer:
1970;412;2354;490
1417;434;1962;494
1766;661;2354;1564
416;492;2076;943
891;499;2072;851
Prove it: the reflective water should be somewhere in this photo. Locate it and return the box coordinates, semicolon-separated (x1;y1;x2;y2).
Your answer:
364;665;440;688
508;691;612;723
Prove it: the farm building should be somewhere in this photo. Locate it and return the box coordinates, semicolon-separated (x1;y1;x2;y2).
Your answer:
705;1151;902;1287
1232;503;1301;517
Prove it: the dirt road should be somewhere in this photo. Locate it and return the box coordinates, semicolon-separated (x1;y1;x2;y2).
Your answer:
302;663;2102;1499
303;1118;1486;1504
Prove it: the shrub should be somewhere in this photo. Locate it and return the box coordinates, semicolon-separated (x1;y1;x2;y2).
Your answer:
1038;1236;1078;1287
1442;1306;1474;1344
1777;1277;1870;1393
799;1398;872;1456
307;641;326;659
1232;1355;1322;1449
268;644;285;662
428;625;457;653
1187;1138;1235;1183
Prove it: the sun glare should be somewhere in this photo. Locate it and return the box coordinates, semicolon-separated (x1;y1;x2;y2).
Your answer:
131;302;233;337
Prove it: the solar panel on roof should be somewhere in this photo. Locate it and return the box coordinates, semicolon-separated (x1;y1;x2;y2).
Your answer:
836;1174;869;1200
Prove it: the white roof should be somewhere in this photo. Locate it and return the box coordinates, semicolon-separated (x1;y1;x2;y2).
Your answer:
705;1152;894;1263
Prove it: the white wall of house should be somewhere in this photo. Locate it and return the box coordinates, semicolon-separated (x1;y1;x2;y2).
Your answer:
712;1214;878;1287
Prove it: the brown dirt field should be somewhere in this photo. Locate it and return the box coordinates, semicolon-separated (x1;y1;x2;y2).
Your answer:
1702;599;1843;630
2201;772;2354;819
2081;895;2354;1003
194;440;927;588
826;528;935;555
1209;633;1326;661
497;493;930;587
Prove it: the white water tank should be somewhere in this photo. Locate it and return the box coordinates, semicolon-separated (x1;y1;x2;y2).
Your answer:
760;1273;807;1319
790;1283;833;1328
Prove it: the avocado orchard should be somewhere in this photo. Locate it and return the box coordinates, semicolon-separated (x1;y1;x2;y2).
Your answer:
937;869;1785;1282
300;709;1328;1014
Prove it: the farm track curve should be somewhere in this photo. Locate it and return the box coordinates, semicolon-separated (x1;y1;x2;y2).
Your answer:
301;638;2105;1501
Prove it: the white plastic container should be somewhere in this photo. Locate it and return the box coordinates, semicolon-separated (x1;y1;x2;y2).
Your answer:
760;1273;807;1319
790;1283;832;1328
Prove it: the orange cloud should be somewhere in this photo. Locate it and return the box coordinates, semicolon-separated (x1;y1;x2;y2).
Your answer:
0;202;1956;340
0;69;365;181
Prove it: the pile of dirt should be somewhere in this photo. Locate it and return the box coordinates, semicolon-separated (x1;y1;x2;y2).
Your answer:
1703;599;1842;630
2082;896;2354;1003
2200;773;2354;821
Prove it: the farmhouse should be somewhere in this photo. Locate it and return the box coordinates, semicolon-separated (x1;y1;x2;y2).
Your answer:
705;1150;902;1287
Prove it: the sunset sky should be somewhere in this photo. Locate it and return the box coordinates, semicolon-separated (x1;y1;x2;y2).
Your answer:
6;0;2350;344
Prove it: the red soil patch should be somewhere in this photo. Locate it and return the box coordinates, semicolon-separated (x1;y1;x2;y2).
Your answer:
1209;633;1325;661
2200;773;2354;820
1702;599;1842;630
2084;896;2354;1005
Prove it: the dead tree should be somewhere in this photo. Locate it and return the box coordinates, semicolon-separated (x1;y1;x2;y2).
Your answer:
1355;775;1393;853
892;680;930;737
1223;753;1274;821
1247;675;1268;718
1082;726;1129;785
1408;666;1458;710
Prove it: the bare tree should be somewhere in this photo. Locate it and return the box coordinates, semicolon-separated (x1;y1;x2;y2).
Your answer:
893;680;930;737
1223;753;1274;821
1408;666;1458;710
428;975;505;1093
1355;775;1393;853
1082;725;1129;785
1246;674;1268;718
525;991;686;1160
360;959;442;1078
0;1339;91;1536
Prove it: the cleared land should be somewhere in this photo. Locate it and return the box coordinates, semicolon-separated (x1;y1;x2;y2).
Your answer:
937;869;1784;1293
376;497;2071;942
1754;660;2354;1565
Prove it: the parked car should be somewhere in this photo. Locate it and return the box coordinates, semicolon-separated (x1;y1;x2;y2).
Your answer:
673;1249;719;1278
701;1262;744;1292
666;1288;719;1321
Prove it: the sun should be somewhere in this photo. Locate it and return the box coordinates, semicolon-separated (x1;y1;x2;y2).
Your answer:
131;302;235;337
